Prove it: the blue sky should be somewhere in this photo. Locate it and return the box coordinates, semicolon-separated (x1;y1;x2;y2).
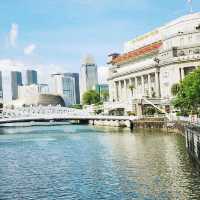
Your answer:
0;0;200;83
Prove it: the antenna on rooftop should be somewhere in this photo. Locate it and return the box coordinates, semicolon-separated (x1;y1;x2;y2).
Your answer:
187;0;193;13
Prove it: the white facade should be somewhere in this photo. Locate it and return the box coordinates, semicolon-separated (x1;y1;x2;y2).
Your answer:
107;12;200;114
18;84;49;99
80;55;98;102
51;74;76;106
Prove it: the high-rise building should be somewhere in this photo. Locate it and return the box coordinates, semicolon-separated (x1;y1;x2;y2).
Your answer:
63;73;80;104
26;70;38;85
11;71;22;100
80;55;98;102
2;71;22;102
51;73;76;106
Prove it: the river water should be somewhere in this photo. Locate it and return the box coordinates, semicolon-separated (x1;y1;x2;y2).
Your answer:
0;125;200;200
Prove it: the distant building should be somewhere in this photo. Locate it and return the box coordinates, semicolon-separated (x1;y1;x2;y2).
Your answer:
51;73;76;106
10;71;22;100
39;84;49;94
26;70;38;85
94;84;109;102
18;84;49;99
80;55;98;102
3;71;22;102
12;94;65;107
64;73;80;104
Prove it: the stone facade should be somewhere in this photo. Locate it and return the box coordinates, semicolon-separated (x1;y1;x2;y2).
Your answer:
107;13;200;115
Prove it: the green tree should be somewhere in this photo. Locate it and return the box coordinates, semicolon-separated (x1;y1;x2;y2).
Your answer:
69;104;83;109
173;68;200;114
101;91;109;102
82;90;100;105
171;83;180;96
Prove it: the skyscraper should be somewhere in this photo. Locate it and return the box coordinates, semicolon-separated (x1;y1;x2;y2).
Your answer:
11;71;22;100
3;71;23;102
63;73;80;104
80;55;98;102
51;73;76;106
26;70;38;85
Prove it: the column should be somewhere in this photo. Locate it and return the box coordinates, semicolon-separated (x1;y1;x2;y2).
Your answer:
121;80;125;101
135;77;138;98
181;68;185;80
115;81;119;101
124;79;127;100
141;76;145;98
155;71;161;98
148;74;151;98
119;80;122;101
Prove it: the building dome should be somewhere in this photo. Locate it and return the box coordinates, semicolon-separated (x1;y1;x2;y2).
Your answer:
12;94;65;107
36;94;65;106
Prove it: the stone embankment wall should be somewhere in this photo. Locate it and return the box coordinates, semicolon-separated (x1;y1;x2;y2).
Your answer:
185;126;200;165
89;117;167;130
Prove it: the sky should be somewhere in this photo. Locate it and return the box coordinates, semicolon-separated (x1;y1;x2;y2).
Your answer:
0;0;200;83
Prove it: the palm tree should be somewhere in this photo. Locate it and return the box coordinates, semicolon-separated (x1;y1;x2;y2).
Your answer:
129;84;135;97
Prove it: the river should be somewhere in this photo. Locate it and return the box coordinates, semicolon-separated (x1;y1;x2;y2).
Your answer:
0;125;200;200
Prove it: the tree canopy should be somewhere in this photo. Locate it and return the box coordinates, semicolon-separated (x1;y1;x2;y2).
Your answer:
82;90;100;105
173;68;200;115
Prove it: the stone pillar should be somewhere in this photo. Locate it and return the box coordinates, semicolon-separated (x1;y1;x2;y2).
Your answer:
124;79;127;99
181;68;185;80
155;71;161;98
135;77;138;98
114;82;118;101
141;75;145;97
148;74;151;98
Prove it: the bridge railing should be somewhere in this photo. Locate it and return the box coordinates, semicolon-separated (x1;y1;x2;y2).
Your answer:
0;106;91;119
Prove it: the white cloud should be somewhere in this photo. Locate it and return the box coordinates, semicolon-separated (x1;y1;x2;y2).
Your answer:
9;23;18;47
98;66;108;84
24;44;36;55
0;59;26;71
0;58;68;85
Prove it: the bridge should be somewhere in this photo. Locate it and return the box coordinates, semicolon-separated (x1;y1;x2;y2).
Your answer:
0;105;140;127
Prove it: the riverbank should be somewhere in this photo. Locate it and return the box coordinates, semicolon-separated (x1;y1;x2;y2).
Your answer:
89;117;186;135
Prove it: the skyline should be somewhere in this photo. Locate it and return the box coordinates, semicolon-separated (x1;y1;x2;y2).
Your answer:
0;0;200;83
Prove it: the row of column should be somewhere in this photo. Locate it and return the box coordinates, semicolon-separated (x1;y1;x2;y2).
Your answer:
114;71;160;101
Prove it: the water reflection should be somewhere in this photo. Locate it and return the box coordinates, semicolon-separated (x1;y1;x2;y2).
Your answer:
0;125;200;200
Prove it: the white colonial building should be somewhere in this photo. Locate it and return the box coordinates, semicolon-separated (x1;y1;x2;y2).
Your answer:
107;12;200;115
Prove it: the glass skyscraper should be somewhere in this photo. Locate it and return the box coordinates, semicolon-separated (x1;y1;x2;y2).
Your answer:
26;70;38;85
63;73;80;104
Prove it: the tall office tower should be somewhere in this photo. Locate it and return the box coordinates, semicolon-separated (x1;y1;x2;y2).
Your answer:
80;55;98;102
64;73;80;104
3;71;23;102
11;71;22;100
26;70;38;85
51;73;76;106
